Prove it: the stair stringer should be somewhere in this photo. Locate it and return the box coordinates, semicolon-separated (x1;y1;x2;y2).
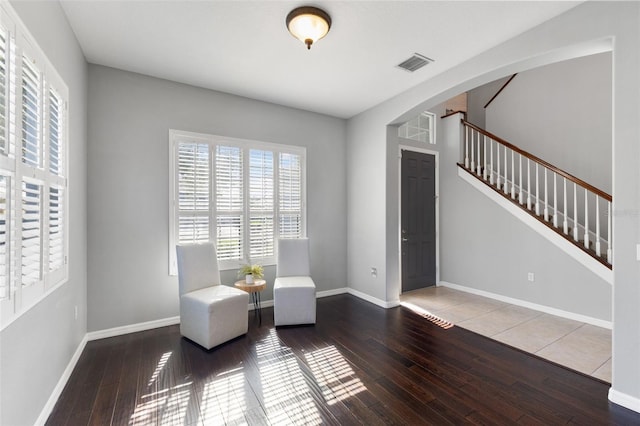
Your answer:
458;167;613;284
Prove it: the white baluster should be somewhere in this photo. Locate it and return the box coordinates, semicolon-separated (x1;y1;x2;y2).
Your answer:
496;143;501;188
511;151;516;199
544;169;549;221
573;183;579;241
535;164;540;215
607;201;612;263
584;188;589;249
504;146;509;195
470;129;475;172
465;126;469;168
483;136;488;180
477;131;482;176
527;159;531;209
595;196;601;256
553;173;558;227
563;177;568;234
489;139;494;185
518;154;523;204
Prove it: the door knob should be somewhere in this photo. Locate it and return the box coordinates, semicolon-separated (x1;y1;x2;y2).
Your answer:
402;237;408;242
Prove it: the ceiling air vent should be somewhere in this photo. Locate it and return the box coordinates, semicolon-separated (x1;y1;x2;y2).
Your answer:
396;53;433;72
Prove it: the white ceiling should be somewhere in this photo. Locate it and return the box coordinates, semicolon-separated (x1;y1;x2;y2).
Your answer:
60;1;579;119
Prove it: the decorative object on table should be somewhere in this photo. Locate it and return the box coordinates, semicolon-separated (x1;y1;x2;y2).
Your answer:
273;238;316;326
176;243;249;350
238;263;264;284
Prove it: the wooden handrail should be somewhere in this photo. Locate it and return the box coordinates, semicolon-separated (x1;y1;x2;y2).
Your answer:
462;119;612;201
484;74;517;109
441;110;466;119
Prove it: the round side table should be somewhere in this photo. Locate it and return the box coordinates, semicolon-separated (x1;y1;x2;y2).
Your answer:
234;279;266;324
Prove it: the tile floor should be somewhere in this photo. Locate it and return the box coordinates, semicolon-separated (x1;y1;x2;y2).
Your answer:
400;285;612;382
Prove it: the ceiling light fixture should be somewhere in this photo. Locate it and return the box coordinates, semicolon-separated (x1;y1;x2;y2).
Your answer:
286;6;331;50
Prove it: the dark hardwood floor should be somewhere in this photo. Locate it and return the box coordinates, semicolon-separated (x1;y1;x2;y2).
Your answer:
47;294;639;425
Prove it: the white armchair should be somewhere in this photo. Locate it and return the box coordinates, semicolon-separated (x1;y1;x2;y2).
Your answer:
176;243;249;349
273;238;316;326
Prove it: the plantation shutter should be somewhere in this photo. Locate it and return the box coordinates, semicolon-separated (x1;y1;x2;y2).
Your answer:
48;185;63;271
0;27;7;157
249;149;274;259
0;175;7;299
215;145;243;261
177;142;210;245
48;88;63;176
21;55;40;168
21;180;40;286
279;152;302;238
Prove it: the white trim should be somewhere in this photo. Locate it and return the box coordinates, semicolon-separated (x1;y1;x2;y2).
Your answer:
34;334;88;426
609;388;640;413
317;287;349;298
439;280;612;329
347;287;400;309
458;167;613;284
398;145;440;292
86;316;181;341
245;288;350;311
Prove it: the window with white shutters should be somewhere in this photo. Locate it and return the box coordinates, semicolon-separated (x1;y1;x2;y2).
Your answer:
279;152;302;238
48;88;63;176
215;145;243;261
21;180;40;286
169;131;305;273
48;185;63;272
21;55;40;169
0;2;69;329
0;175;7;300
177;142;209;245
249;150;274;259
0;27;7;157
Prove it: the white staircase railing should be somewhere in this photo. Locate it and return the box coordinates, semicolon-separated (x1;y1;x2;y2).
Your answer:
460;120;612;268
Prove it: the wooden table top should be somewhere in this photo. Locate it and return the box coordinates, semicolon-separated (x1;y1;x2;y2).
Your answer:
234;279;266;292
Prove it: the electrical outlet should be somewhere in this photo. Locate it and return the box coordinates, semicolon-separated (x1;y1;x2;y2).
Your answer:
371;267;377;278
527;272;535;282
74;305;78;320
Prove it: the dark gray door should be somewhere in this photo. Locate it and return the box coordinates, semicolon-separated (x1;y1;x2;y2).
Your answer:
401;150;437;292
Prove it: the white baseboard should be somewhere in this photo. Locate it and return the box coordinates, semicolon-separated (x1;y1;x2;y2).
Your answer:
246;287;349;311
439;281;612;329
34;334;88;426
347;288;400;309
318;287;349;298
86;316;181;341
609;388;640;414
458;168;613;285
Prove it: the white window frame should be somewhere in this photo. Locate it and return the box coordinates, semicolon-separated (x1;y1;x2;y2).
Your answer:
398;111;436;144
0;1;69;330
169;129;306;275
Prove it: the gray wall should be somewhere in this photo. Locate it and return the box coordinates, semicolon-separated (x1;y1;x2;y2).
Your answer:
486;52;612;193
347;1;640;406
466;76;511;128
0;1;88;425
87;65;347;332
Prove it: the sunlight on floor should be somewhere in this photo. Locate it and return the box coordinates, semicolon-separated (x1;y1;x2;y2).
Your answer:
257;329;322;425
130;382;192;425
147;352;172;387
201;366;246;424
304;345;366;405
400;301;454;329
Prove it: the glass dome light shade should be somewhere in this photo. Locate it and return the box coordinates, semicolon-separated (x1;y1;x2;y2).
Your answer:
286;7;331;50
